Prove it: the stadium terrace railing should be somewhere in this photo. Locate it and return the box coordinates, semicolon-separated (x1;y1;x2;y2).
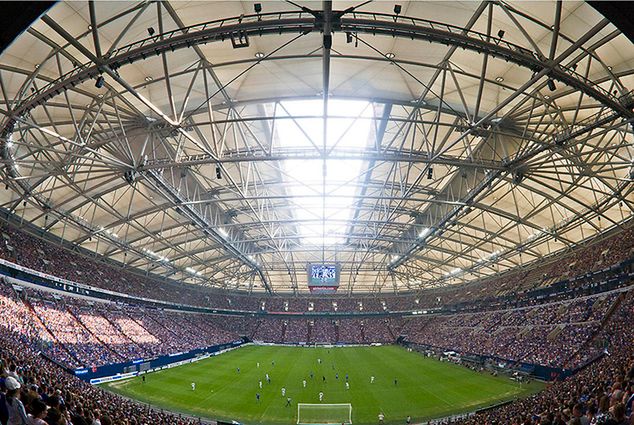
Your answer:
1;254;633;319
14;10;628;118
77;339;248;384
0;243;631;319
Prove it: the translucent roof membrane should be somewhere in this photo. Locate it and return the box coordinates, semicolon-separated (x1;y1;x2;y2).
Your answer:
1;1;632;293
275;100;377;247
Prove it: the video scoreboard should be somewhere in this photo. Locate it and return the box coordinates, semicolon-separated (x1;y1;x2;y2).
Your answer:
307;263;340;293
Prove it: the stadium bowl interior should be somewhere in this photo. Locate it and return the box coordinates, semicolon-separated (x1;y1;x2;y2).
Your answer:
0;1;633;424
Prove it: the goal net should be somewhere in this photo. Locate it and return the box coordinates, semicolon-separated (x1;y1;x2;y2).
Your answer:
297;403;352;424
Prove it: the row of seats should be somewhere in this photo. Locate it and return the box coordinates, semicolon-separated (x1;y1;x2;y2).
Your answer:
0;326;201;425
0;280;240;369
0;221;632;312
1;277;627;371
1;282;632;424
402;292;620;368
454;290;634;425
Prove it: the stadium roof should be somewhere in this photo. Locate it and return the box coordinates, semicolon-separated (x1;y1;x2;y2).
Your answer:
0;1;632;294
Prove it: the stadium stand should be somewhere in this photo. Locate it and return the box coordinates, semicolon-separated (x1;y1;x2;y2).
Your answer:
1;273;630;371
2;277;632;424
454;290;634;425
0;221;632;423
402;292;622;368
0;221;632;315
1;1;634;424
0;279;240;369
0;327;201;424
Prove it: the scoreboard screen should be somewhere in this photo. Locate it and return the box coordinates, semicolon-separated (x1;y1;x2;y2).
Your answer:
307;263;340;289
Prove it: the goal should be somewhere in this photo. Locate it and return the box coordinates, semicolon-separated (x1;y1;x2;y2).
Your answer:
297;403;352;424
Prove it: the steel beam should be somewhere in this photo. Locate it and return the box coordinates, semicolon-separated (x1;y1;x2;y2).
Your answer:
4;9;632;135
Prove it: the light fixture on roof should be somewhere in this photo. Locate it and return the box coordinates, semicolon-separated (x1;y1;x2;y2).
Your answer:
231;30;250;49
255;52;265;59
393;4;402;15
512;170;524;185
216;166;222;179
497;29;505;39
186;266;202;276
144;76;153;82
254;3;262;14
543;95;550;100
495;76;504;82
147;27;155;36
385;52;396;59
427;167;433;180
547;79;556;92
95;75;105;89
346;32;353;44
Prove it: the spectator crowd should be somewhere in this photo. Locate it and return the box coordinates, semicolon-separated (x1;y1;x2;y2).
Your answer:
0;219;632;424
0;280;240;369
403;292;621;369
452;289;634;425
0;325;203;425
1;276;628;374
0;221;632;314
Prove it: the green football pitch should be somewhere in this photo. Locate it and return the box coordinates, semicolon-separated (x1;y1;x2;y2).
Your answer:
102;345;543;425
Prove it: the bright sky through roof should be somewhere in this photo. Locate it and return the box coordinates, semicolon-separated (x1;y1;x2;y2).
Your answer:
275;99;376;246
